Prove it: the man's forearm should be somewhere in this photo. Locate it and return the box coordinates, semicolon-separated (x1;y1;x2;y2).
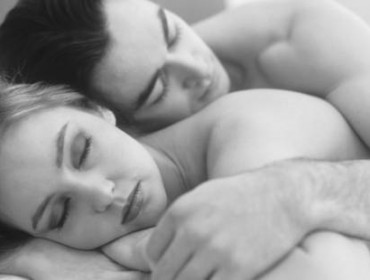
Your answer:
272;159;370;239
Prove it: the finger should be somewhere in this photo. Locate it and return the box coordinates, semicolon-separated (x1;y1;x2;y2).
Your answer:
146;213;176;266
151;233;193;280
211;271;242;280
175;251;217;280
103;271;150;280
211;264;254;280
0;276;29;280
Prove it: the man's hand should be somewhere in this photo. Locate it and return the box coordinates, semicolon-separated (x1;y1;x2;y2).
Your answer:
147;167;312;280
5;239;149;280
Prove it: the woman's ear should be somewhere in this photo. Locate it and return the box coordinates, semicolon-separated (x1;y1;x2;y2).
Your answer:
96;105;116;126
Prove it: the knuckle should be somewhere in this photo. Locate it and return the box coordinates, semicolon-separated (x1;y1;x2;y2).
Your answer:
229;255;248;272
207;236;228;253
166;202;188;221
145;237;161;263
178;223;202;240
228;250;253;274
186;220;212;238
176;268;200;280
206;237;249;270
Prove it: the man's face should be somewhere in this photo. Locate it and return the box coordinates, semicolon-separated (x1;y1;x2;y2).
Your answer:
92;0;230;132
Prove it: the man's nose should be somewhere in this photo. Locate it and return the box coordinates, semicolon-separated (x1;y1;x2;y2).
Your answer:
164;52;211;90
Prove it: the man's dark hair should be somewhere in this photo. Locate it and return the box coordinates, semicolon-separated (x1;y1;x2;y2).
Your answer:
0;0;110;99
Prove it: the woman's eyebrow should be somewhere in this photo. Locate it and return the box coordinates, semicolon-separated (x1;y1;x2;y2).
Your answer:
56;122;69;168
158;7;169;44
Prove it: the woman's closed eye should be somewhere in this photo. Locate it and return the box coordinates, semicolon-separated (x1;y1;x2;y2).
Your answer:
71;132;92;170
48;133;92;232
49;197;71;231
56;197;71;230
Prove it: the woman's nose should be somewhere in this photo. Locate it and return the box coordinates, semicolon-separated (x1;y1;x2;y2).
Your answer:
77;178;115;213
164;52;211;90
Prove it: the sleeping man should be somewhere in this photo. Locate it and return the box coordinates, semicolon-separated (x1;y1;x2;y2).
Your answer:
2;0;370;279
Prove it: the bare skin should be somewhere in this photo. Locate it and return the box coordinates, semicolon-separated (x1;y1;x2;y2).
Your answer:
1;90;367;280
3;0;370;278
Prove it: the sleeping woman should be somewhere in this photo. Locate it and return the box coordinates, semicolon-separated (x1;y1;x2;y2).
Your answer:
0;82;369;280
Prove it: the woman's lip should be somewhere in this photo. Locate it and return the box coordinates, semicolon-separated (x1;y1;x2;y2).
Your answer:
200;67;217;102
121;182;143;225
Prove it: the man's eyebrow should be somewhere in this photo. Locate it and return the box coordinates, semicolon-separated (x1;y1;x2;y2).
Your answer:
134;7;167;110
56;122;68;168
32;194;54;230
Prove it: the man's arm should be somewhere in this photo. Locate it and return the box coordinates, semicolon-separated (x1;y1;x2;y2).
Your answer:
147;159;370;280
145;90;370;280
198;0;370;150
290;159;370;237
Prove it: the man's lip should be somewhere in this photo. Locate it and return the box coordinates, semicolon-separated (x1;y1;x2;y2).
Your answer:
121;182;143;224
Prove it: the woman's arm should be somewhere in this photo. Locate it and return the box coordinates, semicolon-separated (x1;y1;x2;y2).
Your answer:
0;276;27;280
1;238;149;280
102;228;153;272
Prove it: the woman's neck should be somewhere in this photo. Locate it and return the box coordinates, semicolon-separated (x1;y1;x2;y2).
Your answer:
145;145;189;203
140;118;212;203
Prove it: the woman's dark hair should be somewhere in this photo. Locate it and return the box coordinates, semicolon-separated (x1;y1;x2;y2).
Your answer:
0;0;110;99
0;80;100;262
0;221;32;264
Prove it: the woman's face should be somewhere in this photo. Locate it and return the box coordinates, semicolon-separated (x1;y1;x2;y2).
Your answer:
92;0;230;132
0;107;167;249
